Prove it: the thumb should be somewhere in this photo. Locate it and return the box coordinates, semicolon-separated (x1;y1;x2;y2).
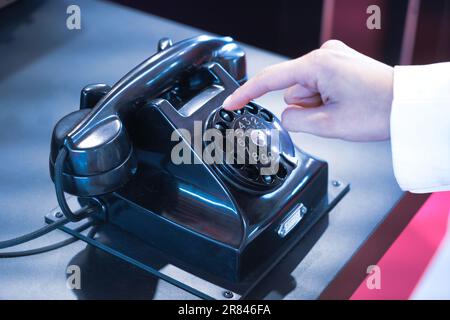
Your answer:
281;106;334;137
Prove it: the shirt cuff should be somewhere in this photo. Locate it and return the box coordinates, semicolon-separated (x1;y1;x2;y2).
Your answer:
390;63;450;193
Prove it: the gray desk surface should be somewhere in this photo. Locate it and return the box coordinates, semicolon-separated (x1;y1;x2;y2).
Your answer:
0;0;403;299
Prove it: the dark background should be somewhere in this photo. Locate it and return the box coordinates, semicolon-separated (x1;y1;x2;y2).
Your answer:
111;0;324;58
110;0;449;65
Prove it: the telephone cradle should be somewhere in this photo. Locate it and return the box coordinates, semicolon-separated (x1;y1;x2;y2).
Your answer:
45;35;349;299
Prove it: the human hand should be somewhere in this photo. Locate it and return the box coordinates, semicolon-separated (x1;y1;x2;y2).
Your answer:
222;40;394;141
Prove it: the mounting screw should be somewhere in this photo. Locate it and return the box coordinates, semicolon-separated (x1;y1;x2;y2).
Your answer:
157;37;173;52
223;291;234;299
331;180;341;187
300;205;308;215
55;211;63;219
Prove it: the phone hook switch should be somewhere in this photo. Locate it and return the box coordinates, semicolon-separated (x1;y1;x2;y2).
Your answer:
157;37;173;52
80;83;111;109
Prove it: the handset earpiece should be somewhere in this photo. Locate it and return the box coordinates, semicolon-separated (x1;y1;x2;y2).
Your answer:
50;112;136;195
50;112;136;221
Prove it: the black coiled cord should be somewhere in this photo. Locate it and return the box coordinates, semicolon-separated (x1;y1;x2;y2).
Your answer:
54;147;89;222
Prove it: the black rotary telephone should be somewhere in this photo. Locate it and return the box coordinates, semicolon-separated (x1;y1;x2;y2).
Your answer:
49;35;335;282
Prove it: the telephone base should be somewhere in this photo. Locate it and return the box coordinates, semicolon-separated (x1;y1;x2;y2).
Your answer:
45;179;348;300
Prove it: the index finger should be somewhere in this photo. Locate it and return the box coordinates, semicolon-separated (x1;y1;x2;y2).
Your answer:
222;54;315;110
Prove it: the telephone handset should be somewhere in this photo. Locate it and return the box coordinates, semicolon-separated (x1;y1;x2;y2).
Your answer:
49;35;332;282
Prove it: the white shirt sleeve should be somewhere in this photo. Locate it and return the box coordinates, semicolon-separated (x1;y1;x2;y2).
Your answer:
390;62;450;193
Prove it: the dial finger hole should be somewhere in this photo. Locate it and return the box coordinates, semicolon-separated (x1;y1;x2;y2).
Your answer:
245;103;259;115
259;109;273;122
242;165;259;181
276;164;288;179
219;109;234;122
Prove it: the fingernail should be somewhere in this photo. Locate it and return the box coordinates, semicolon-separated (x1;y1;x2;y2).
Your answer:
222;95;232;109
